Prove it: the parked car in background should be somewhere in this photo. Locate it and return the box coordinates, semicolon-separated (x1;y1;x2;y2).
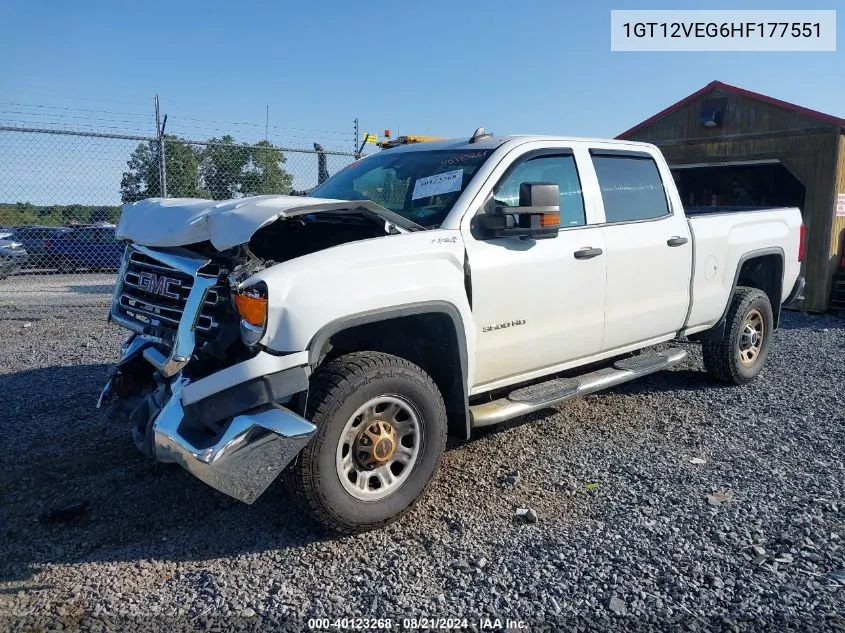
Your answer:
43;226;124;272
9;226;72;268
0;235;28;279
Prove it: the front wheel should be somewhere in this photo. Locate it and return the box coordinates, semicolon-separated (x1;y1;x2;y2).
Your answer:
702;286;774;385
291;351;447;533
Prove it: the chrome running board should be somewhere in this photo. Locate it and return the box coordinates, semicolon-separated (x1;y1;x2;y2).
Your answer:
470;348;687;428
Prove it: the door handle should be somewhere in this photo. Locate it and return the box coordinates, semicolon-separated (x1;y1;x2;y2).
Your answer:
667;236;689;247
573;247;603;260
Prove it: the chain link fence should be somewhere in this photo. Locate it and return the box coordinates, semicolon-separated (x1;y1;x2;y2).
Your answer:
0;125;357;283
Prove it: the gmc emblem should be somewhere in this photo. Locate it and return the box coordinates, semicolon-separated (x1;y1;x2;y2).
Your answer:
136;272;182;300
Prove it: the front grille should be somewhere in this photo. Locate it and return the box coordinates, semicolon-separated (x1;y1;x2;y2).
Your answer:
117;250;229;340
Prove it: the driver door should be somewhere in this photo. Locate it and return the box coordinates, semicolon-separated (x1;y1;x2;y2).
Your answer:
462;149;607;390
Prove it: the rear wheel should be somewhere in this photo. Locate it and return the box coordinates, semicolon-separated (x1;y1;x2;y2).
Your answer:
291;351;447;533
54;256;77;274
702;287;774;385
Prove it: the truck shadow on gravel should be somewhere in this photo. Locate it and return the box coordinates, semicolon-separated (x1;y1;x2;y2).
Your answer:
467;366;716;445
777;310;845;331
0;364;340;585
610;368;718;395
68;283;115;295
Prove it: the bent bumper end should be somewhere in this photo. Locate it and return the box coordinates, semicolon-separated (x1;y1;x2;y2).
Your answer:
153;385;316;504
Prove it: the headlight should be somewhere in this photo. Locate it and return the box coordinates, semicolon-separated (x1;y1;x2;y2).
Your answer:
233;283;268;347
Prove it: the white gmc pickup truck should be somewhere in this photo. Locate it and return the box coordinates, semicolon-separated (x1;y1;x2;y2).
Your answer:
101;131;805;532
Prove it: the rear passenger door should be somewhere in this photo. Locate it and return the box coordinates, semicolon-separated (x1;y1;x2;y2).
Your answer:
589;148;692;351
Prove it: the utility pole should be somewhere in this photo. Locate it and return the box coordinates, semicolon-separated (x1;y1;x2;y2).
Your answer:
155;94;167;198
265;105;269;142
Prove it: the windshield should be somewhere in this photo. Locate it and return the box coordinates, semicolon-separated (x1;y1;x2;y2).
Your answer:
309;148;493;228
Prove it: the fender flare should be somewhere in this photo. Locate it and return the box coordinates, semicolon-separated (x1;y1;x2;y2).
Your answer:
699;246;785;341
307;300;471;440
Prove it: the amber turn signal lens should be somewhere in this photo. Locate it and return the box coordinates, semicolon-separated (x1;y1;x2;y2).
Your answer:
234;292;267;327
541;212;560;227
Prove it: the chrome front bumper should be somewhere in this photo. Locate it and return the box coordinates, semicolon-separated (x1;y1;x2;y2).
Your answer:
101;339;316;504
152;379;315;504
105;245;317;503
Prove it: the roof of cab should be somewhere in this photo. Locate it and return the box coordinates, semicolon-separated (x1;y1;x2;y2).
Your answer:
375;134;654;154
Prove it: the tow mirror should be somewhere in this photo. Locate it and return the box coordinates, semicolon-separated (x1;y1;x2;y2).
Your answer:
475;182;560;240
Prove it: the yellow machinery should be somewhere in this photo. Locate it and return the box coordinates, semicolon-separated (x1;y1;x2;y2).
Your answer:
358;129;444;155
377;134;444;150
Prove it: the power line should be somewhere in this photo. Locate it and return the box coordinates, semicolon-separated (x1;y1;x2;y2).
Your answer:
0;125;358;156
164;121;351;143
0;95;355;153
0;124;158;142
167;114;352;136
0;101;153;118
0;91;354;137
0;86;151;108
0;119;157;135
0;110;156;128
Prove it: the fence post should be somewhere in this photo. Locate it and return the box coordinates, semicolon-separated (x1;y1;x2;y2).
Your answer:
354;118;359;158
155;94;168;198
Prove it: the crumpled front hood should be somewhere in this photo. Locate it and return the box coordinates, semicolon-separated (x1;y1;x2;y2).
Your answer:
116;195;409;251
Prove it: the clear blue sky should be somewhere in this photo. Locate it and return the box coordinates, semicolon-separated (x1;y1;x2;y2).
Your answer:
0;0;843;204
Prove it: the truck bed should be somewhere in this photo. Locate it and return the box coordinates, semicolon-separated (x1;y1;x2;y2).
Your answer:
684;205;803;334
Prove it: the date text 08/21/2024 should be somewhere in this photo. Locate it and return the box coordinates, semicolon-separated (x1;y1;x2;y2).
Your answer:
306;617;528;630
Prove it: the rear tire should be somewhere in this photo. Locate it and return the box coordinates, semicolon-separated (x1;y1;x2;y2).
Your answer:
291;351;447;533
702;287;773;385
55;256;77;274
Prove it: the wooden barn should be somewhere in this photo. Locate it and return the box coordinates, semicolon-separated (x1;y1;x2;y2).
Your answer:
617;80;845;313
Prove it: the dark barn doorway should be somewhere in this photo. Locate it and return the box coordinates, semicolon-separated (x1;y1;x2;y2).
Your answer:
671;162;806;214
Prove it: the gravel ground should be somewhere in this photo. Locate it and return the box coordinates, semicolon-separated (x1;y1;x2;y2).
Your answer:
0;273;115;307
1;301;844;632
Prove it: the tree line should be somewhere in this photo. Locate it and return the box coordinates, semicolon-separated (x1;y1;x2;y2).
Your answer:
120;134;294;203
0;202;121;227
0;134;296;228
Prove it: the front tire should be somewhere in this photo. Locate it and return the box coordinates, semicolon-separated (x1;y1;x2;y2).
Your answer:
291;351;447;533
702;286;774;385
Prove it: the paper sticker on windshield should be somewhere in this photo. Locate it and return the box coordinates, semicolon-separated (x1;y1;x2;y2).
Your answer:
412;169;463;200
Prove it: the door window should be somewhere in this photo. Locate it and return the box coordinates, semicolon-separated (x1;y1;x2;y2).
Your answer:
94;229;116;243
591;154;670;223
493;154;586;227
70;230;96;243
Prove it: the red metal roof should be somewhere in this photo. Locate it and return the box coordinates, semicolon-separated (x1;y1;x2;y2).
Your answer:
617;80;845;139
